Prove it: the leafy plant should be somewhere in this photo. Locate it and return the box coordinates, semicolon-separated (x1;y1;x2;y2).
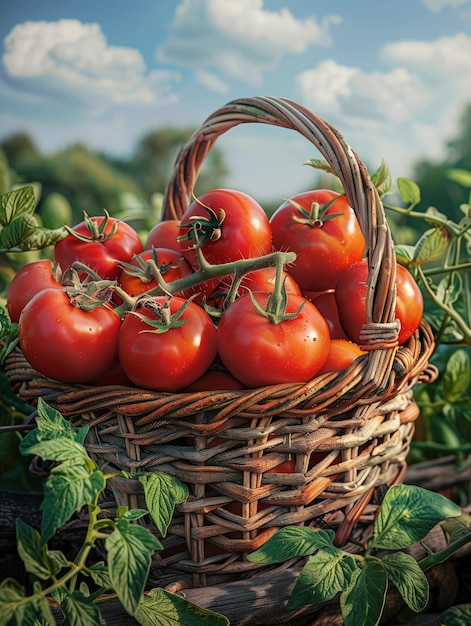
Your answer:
248;484;470;626
0;398;229;626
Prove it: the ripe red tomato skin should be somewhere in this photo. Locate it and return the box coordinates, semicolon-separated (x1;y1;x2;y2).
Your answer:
217;292;330;388
178;189;273;268
6;260;62;323
183;369;245;391
118;248;193;297
309;290;349;340
118;296;218;392
335;259;424;346
54;216;143;280
18;288;121;383
317;339;367;375
269;190;365;292
145;220;181;253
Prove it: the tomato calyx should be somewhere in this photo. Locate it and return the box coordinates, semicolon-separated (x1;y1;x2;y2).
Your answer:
129;295;193;334
66;278;116;312
119;248;177;285
249;281;305;325
178;200;226;249
290;197;342;227
63;209;119;243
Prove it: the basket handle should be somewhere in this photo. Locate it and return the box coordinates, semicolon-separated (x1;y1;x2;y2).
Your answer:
162;96;399;351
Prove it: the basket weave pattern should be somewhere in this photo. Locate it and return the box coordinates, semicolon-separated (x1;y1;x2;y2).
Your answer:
5;97;436;587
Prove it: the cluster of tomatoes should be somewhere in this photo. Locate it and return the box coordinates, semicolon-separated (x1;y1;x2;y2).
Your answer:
6;187;424;392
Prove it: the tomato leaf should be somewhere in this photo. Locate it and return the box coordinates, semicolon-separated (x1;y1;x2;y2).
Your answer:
59;590;101;626
0;578;56;626
397;177;421;208
138;471;188;538
339;561;387;626
413;226;449;264
304;158;337;177
88;561;113;590
106;518;162;616
382;552;429;612
248;526;333;564
440;349;471;404
371;160;395;198
40;460;106;544
287;550;356;609
135;587;230;626
394;244;415;265
0;214;38;249
369;484;461;550
0;185;37;225
439;603;471;626
16;519;66;580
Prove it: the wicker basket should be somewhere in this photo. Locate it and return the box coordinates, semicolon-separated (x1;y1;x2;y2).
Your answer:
4;96;436;588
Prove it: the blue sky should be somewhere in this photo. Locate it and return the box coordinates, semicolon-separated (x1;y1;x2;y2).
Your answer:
1;0;471;202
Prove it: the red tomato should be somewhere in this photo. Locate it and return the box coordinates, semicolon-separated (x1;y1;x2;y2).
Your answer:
269;190;365;292
317;339;367;375
18;288;121;383
178;189;272;268
335;259;423;346
54;213;143;280
183;369;245;391
145;219;181;252
309;290;349;340
217;292;330;388
266;460;296;473
118;248;193;297
118;296;218;391
6;260;63;323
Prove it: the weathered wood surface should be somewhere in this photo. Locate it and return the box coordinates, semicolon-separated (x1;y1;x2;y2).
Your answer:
1;456;470;625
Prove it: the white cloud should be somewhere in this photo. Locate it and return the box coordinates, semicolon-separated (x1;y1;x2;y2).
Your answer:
157;0;340;90
2;19;180;110
422;0;469;12
296;60;430;124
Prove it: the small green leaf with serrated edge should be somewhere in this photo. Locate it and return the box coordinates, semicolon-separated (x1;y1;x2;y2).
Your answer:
395;245;415;265
40;460;106;543
0;214;38;248
20;397;88;448
440;349;471;404
436;273;462;307
135;587;230;626
120;508;149;521
21;436;88;463
304;158;337;176
398;177;421;207
369;484;461;550
16;519;65;579
248;526;332;564
0;578;27;625
0;185;37;225
413;226;449;264
59;590;101;626
106;517;163;616
340;561;387;626
439;603;471;625
371;160;395;198
88;561;112;590
382;552;429;612
287;550;356;609
138;472;189;538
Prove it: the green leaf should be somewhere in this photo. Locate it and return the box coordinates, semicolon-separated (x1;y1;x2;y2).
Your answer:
440;349;471;404
20;398;88;451
439;603;471;625
0;578;27;625
248;526;333;564
0;214;39;249
371;160;395;198
59;591;101;626
340;561;387;626
139;472;189;538
120;508;149;521
20;436;88;463
398;177;421;207
88;561;112;590
40;461;106;543
382;552;429;612
135;587;230;626
0;185;37;225
106;517;163;616
436;273;462;307
16;519;65;580
447;168;471;189
287;549;355;609
370;484;461;550
394;244;416;266
413;226;449;264
304;158;337;177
